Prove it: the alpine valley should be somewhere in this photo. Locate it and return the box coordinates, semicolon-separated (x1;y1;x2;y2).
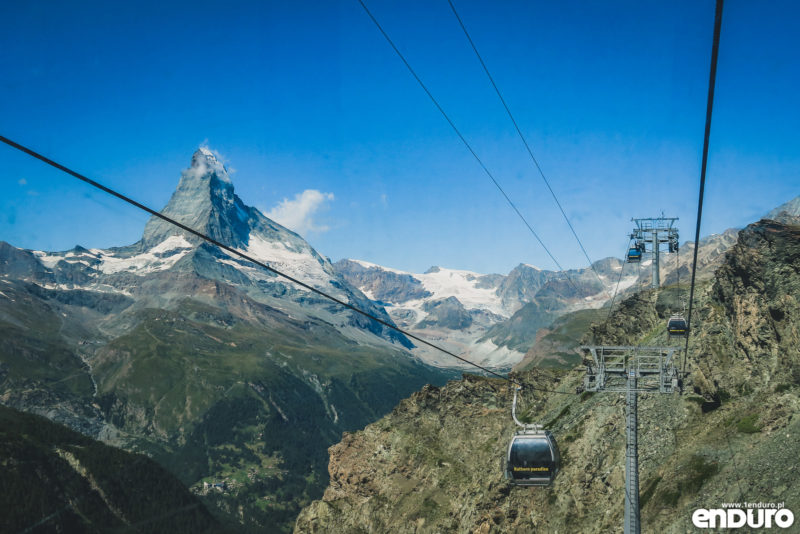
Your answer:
2;147;797;532
1;148;455;532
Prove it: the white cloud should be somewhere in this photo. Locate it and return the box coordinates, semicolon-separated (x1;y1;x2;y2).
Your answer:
184;144;231;184
266;189;335;236
18;178;27;186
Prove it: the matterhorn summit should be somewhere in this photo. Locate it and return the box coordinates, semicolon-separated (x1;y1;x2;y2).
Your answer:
6;147;412;348
137;146;411;346
140;147;326;278
138;147;333;290
141;147;245;249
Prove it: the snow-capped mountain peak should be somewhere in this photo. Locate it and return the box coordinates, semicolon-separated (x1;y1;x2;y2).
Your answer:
190;146;231;183
4;148;413;349
135;148;378;302
141;147;244;248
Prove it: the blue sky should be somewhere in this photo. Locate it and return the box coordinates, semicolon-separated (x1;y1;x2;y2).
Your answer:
1;0;797;274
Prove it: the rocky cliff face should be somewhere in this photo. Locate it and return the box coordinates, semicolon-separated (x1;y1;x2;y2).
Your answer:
295;218;800;533
698;217;800;399
141;147;248;249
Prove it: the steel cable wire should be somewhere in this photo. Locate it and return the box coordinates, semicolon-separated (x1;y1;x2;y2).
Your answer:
356;0;580;293
683;0;724;375
446;0;610;296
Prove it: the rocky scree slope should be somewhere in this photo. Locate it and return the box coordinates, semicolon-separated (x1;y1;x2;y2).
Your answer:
295;217;800;533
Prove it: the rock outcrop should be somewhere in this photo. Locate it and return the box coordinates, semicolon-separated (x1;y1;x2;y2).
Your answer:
295;219;800;533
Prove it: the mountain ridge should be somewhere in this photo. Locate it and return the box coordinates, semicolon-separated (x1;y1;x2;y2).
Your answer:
2;149;795;532
333;223;742;370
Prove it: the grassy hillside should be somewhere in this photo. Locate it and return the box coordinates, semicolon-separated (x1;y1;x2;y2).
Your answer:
0;280;95;399
514;307;606;370
89;298;451;532
0;276;452;533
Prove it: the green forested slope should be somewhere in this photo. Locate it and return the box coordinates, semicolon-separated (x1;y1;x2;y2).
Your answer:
0;405;218;533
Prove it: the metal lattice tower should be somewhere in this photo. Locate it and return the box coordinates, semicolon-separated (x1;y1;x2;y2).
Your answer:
630;216;679;288
580;346;680;534
625;375;639;533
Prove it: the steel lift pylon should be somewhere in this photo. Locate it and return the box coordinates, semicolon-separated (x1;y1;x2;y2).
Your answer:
630;216;679;288
580;345;680;534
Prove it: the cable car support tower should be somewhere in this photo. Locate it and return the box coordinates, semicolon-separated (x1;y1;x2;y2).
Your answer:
630;216;679;288
580;346;680;534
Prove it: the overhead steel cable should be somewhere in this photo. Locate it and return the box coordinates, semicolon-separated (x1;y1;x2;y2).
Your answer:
356;0;579;293
681;1;744;506
0;135;520;384
446;0;610;295
683;0;724;375
604;238;634;324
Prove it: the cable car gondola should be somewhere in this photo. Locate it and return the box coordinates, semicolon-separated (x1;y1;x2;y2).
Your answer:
504;387;560;486
626;247;642;263
668;237;679;254
667;314;688;338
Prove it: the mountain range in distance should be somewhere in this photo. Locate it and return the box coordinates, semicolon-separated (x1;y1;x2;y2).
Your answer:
5;147;795;373
338;193;800;369
1;146;796;532
334;227;742;369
